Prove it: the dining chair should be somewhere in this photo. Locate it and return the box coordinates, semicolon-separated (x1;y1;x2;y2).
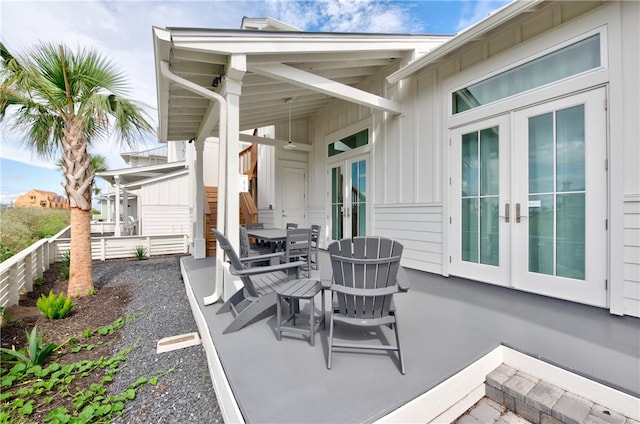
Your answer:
310;224;321;270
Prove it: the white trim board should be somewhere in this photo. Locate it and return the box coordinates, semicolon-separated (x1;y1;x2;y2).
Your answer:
180;262;245;424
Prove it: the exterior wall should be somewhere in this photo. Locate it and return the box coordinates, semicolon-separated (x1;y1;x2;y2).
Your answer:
300;1;638;316
386;1;637;316
139;173;190;235
619;1;640;317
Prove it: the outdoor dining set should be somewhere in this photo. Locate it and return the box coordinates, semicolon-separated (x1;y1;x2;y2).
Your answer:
213;224;409;374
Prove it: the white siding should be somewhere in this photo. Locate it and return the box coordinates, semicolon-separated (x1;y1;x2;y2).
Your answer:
141;205;191;236
139;174;190;236
375;204;443;274
623;197;640;317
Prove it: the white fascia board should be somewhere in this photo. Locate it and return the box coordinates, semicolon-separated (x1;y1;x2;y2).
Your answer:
170;33;448;56
248;62;402;114
97;162;187;182
387;0;543;84
123;169;189;190
153;27;173;143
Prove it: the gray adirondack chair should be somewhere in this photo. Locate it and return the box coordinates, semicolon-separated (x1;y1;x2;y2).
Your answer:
327;236;408;374
214;229;305;334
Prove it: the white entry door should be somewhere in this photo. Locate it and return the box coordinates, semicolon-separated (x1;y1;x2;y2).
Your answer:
281;166;306;226
329;155;368;241
450;88;607;306
512;89;607;306
450;115;512;286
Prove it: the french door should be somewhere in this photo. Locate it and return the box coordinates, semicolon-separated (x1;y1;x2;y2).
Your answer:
450;88;607;306
330;155;368;241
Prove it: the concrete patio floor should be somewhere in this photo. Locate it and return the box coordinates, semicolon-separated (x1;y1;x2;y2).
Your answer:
179;252;640;423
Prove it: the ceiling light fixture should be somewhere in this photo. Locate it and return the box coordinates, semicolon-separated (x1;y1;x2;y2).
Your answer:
283;98;297;150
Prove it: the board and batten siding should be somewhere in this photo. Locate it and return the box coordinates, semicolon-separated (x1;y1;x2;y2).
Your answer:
138;173;190;236
141;205;191;236
623;196;640;317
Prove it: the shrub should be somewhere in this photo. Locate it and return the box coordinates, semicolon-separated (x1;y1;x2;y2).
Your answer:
0;326;58;366
134;245;147;260
59;249;71;279
37;291;74;319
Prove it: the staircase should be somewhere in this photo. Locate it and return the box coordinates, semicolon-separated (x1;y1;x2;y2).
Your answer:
204;187;259;257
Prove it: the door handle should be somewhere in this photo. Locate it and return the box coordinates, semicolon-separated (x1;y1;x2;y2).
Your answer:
504;203;510;223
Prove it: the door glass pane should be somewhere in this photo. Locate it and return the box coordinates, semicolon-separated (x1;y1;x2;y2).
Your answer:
556;105;585;192
557;193;585;279
529;194;554;275
351;160;366;237
528;105;586;280
529;113;554;194
461;127;499;266
461;132;478;197
480;128;499;196
331;167;343;240
462;198;478;262
480;197;499;266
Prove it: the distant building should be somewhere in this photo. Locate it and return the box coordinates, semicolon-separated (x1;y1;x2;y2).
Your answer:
14;189;69;209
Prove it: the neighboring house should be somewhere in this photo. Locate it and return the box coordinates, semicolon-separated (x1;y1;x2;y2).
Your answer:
14;189;69;209
96;144;190;237
152;1;639;318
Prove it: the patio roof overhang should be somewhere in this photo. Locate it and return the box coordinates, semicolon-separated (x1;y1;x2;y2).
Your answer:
152;26;452;144
97;161;187;186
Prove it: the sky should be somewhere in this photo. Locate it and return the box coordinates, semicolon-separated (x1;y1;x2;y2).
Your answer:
0;0;511;205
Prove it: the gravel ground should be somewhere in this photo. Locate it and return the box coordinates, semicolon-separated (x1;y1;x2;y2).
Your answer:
92;256;223;424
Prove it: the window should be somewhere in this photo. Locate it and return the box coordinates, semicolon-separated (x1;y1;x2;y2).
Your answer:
452;34;600;114
328;129;368;157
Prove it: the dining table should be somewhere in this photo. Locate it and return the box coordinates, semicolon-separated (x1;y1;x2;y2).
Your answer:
245;228;288;252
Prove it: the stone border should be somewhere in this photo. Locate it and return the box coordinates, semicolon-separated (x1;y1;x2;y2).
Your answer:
486;364;638;424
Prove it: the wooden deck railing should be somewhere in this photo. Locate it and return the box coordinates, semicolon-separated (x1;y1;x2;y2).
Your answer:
0;228;189;309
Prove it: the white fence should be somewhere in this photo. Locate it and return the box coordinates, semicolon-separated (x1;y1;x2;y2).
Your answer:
1;227;190;309
53;234;190;261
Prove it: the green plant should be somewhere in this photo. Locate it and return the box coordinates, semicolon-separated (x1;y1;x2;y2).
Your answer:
0;313;166;423
36;291;74;319
0;326;58;366
134;245;147;260
59;249;71;280
33;276;44;287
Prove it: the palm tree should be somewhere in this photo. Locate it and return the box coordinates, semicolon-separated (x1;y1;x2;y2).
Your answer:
0;42;154;297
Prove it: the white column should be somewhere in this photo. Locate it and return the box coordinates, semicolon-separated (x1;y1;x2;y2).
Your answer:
114;175;121;237
193;139;206;259
222;79;242;250
106;197;112;222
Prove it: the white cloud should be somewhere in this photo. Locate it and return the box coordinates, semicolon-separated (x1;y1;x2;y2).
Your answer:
455;0;512;33
263;0;423;33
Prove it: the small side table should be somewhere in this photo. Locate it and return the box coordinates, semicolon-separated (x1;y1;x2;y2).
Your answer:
276;279;325;346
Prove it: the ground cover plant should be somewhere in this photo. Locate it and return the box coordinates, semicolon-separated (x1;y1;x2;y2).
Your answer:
0;263;167;423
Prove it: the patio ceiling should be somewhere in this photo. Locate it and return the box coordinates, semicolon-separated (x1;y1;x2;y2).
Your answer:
153;26;451;143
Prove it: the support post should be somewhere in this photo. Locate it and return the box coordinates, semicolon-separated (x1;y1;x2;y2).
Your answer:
114;176;121;237
193;139;206;259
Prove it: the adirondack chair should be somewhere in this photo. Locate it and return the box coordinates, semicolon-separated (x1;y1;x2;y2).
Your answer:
327;236;408;374
282;228;312;277
310;224;321;270
213;229;305;334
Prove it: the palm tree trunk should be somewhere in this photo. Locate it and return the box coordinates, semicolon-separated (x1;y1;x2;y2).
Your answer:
62;118;94;297
67;207;93;297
